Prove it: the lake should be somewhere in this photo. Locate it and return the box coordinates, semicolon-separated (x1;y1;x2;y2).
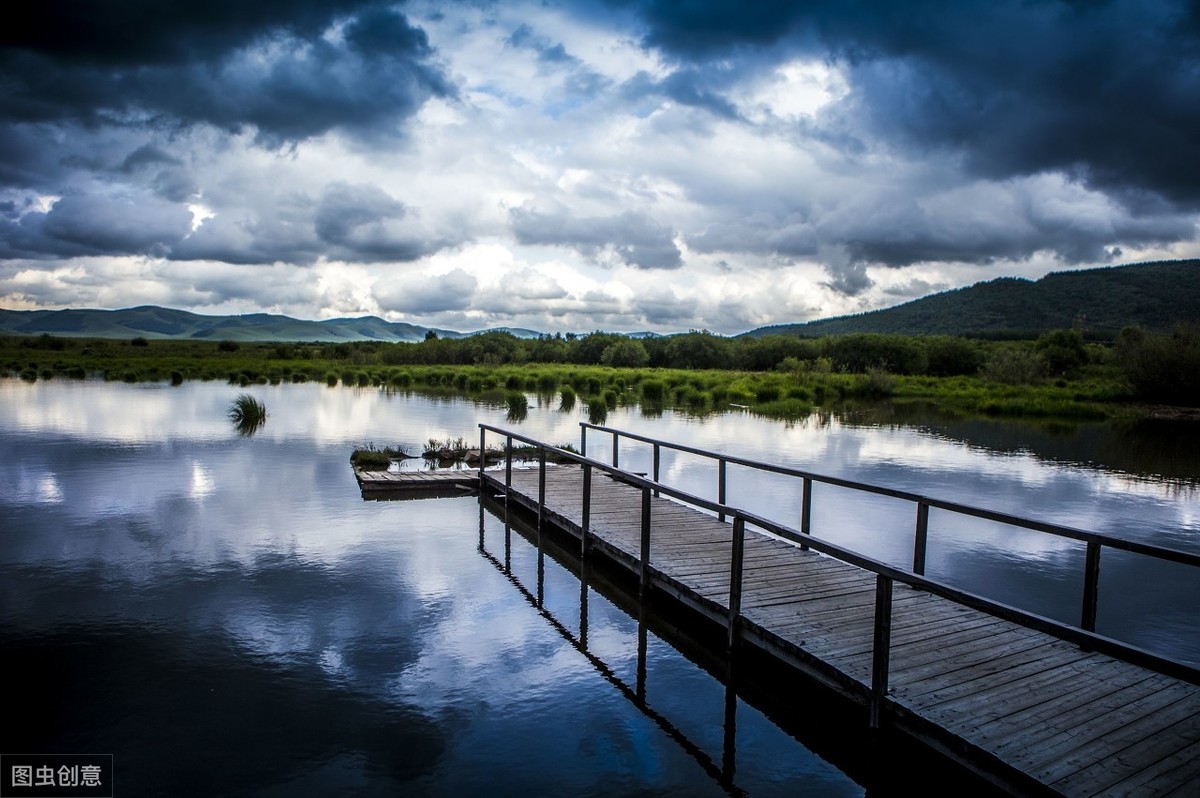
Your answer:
2;378;1197;795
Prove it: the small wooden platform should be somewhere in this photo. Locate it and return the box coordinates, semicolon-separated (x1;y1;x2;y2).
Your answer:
484;466;1200;797
355;468;478;498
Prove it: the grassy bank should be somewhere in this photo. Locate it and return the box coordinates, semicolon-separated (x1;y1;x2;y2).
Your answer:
0;332;1164;423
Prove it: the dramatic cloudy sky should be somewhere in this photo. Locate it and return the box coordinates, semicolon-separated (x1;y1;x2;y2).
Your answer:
2;0;1198;333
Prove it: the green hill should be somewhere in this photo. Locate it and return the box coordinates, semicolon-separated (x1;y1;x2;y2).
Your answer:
0;306;511;343
3;259;1197;342
745;260;1200;339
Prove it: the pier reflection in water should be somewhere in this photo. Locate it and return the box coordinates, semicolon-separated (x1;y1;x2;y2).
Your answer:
474;493;998;797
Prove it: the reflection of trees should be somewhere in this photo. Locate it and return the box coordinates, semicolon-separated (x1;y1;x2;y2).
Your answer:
845;402;1200;487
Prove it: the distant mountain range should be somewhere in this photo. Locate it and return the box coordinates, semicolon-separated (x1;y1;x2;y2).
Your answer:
2;260;1196;342
743;260;1200;338
0;304;541;343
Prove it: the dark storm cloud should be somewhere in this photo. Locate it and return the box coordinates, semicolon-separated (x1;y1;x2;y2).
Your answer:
0;191;193;260
621;0;1200;207
620;70;742;119
0;0;372;65
510;205;683;269
315;182;443;262
0;1;451;146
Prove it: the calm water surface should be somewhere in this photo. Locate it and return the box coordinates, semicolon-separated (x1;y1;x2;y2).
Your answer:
2;379;1198;795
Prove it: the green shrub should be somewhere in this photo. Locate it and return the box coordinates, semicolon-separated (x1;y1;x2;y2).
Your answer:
640;380;665;401
1117;325;1200;406
506;390;528;421
982;348;1045;385
755;385;782;403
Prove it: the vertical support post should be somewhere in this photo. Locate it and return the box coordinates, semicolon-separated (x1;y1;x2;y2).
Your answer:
580;465;592;648
579;567;590;649
478;427;486;484
537;447;546;608
1081;540;1102;632
636;616;648;704
477;492;485;550
800;478;812;551
652;443;661;497
582;464;592;555
913;502;930;575
505;435;513;502
580;423;587;457
639;485;652;603
870;574;893;730
718;458;728;522
612;431;620;469
503;502;511;574
727;515;746;652
538;447;546;532
722;673;737;782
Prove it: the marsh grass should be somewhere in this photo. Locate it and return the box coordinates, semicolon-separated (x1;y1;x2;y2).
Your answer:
505;390;529;422
228;393;267;435
350;443;411;470
0;334;1144;422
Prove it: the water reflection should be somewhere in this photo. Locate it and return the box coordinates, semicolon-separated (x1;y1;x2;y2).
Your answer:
2;379;1198;791
5;623;445;795
475;493;1002;797
476;501;744;797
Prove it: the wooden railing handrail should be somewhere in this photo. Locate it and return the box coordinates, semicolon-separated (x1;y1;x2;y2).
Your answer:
578;422;1200;569
481;423;1200;689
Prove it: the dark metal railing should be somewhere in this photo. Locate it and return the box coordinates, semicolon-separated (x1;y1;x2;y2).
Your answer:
480;423;1200;730
579;422;1200;633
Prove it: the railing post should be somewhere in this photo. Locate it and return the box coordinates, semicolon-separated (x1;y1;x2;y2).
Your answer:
652;443;661;497
913;501;930;575
639;485;651;602
478;427;486;484
538;447;546;535
537;447;546;608
613;431;620;469
870;574;893;730
582;463;592;556
727;515;746;651
718;458;727;522
580;423;587;457
800;477;812;551
1081;540;1102;632
505;435;513;502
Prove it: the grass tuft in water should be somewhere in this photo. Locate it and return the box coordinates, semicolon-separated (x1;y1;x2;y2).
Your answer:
228;393;267;435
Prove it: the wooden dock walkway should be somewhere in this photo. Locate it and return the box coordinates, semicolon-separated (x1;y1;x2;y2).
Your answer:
475;424;1200;797
355;467;478;498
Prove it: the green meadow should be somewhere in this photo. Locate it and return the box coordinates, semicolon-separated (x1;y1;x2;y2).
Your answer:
3;327;1197;423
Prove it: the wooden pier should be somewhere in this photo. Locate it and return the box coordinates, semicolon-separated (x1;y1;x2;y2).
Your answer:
473;423;1200;797
355;467;479;499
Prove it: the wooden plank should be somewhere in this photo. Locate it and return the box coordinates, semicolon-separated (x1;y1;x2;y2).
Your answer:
895;640;1087;700
915;655;1151;720
1120;736;1200;795
480;449;1200;798
1022;687;1199;781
